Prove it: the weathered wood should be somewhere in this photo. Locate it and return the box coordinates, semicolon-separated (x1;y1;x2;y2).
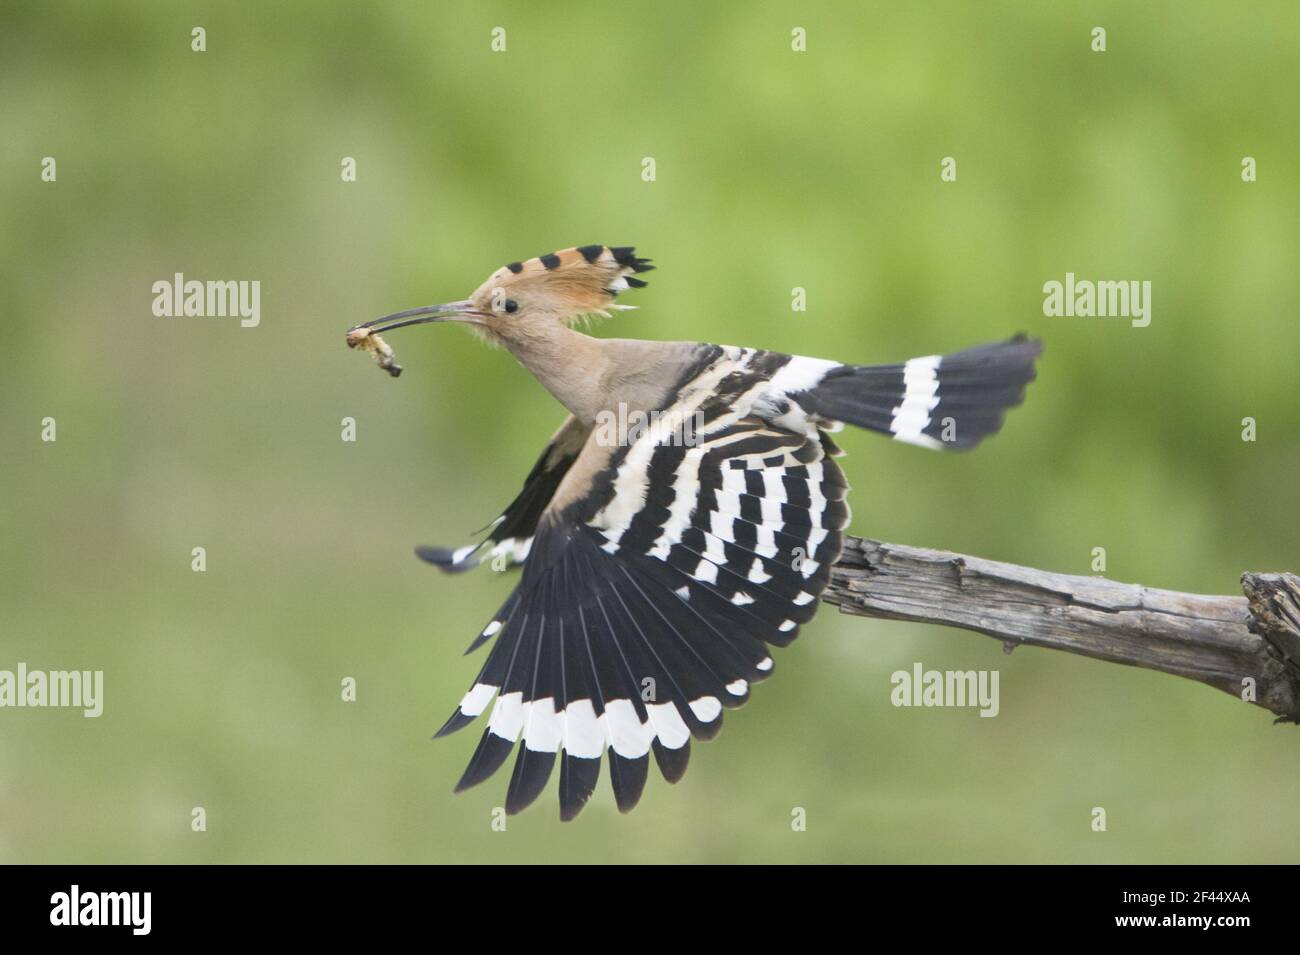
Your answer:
825;537;1300;724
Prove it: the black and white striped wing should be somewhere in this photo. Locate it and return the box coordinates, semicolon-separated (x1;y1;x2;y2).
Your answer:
414;414;590;573
434;413;849;820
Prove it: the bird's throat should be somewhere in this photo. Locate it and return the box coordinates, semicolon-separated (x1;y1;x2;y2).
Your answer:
502;324;612;423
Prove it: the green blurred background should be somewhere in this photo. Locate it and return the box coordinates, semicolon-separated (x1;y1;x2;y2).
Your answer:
2;1;1298;864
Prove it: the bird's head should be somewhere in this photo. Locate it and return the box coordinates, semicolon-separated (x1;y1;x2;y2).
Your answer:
357;245;653;348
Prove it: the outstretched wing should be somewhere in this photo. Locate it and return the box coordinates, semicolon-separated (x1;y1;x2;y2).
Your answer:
435;353;849;820
415;414;591;573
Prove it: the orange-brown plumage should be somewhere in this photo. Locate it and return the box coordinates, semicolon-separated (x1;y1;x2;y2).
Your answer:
467;245;653;341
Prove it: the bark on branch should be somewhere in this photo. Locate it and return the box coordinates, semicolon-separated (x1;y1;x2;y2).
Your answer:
825;537;1300;724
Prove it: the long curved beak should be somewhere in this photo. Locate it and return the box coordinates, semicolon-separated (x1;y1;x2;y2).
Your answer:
349;299;486;335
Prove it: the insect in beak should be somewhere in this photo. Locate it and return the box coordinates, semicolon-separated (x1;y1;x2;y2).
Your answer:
346;300;490;377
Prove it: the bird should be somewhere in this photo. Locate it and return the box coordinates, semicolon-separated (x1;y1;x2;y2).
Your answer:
355;244;1042;821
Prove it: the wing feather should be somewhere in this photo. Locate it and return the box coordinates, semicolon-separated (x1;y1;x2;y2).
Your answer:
434;366;847;817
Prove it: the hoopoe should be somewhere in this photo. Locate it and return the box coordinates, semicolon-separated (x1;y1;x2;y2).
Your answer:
355;245;1042;820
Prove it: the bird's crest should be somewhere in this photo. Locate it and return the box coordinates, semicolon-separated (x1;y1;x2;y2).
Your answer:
471;245;654;322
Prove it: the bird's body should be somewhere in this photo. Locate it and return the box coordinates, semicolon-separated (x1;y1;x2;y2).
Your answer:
355;245;1042;820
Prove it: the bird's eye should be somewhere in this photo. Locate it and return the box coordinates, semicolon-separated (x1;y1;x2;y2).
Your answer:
504;299;519;314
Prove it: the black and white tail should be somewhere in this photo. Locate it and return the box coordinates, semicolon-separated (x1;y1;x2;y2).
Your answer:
786;336;1042;450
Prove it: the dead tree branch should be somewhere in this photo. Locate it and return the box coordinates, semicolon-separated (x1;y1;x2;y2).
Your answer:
825;537;1300;724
